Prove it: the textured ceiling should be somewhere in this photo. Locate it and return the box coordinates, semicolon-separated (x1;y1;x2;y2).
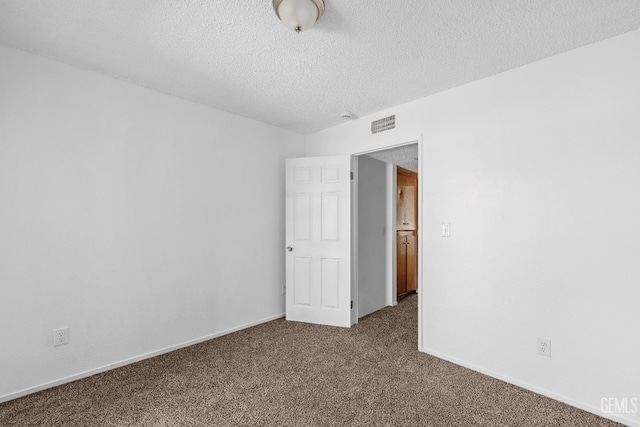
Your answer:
1;1;640;135
366;144;419;173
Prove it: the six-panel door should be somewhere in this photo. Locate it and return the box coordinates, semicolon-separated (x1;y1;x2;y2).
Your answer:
285;156;352;327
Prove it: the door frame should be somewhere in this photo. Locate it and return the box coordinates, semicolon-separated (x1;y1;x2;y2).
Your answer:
351;136;423;350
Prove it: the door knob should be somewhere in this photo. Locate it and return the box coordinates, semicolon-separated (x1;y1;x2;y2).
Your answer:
286;246;294;252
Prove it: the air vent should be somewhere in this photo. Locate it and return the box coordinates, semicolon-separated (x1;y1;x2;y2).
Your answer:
371;115;396;134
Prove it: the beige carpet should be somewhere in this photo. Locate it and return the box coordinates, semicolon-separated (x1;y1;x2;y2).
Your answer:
0;294;619;426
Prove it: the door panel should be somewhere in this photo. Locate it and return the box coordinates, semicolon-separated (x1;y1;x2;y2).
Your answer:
293;194;311;240
397;236;407;295
321;258;340;308
285;156;352;327
321;192;340;241
293;257;312;306
406;233;417;292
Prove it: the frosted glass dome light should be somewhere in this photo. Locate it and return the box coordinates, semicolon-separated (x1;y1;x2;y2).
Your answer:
273;0;325;33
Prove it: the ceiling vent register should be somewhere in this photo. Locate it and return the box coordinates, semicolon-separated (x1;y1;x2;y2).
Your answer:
371;115;396;134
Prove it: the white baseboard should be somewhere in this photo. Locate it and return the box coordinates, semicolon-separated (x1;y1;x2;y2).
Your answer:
0;313;285;404
420;347;638;427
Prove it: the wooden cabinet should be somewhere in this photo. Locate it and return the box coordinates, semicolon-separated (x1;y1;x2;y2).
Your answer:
397;167;418;231
397;231;417;295
397;167;418;296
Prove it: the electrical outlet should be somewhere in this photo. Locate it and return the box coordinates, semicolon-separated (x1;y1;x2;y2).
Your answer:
537;337;551;357
54;327;69;347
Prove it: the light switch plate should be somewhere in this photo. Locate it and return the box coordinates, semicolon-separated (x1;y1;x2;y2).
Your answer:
441;223;451;237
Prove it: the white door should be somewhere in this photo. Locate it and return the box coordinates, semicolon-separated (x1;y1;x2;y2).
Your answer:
285;155;352;327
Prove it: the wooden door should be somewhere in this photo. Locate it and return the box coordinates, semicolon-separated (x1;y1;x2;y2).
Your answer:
397;234;407;295
397;231;417;295
405;232;417;293
397;167;418;231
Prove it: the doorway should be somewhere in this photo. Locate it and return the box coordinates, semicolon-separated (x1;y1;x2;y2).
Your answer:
283;139;423;348
354;141;421;329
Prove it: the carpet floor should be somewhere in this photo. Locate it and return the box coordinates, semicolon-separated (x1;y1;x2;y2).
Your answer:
0;294;619;426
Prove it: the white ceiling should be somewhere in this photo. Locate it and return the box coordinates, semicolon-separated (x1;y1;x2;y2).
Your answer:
366;144;419;173
1;1;639;135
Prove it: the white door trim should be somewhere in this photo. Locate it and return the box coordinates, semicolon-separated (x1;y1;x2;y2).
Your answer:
352;135;424;350
351;134;425;351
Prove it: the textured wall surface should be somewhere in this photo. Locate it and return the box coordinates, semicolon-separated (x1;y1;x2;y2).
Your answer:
1;1;640;134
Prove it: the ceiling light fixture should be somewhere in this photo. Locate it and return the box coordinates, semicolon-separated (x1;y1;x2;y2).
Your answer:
273;0;325;33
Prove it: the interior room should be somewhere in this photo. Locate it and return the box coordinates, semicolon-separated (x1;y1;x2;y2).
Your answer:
1;1;639;426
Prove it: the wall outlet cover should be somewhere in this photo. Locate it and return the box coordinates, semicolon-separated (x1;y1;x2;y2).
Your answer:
537;337;551;357
54;327;69;347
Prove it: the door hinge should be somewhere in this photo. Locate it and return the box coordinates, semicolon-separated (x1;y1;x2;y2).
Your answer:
350;171;354;180
350;300;353;309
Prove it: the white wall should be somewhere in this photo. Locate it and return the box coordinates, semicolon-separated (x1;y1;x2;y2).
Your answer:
0;45;305;401
308;29;640;426
356;155;387;318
